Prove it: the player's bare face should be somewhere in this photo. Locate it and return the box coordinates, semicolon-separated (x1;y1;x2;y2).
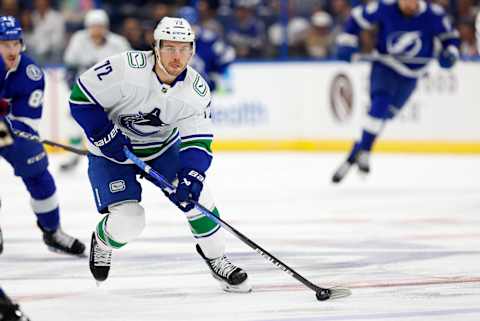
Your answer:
399;0;419;16
159;41;193;76
0;40;22;70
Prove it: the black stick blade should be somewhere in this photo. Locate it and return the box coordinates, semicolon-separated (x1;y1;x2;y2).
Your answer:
316;287;352;301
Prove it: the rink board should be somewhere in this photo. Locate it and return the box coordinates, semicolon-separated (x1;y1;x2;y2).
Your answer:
40;61;480;153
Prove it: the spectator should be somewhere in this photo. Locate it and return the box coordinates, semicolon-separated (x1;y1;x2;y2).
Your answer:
459;18;478;57
121;17;150;51
225;0;266;58
305;10;333;58
197;0;224;35
27;0;66;65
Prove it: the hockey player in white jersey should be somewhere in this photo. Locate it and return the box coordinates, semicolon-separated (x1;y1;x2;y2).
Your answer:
69;16;251;293
60;9;131;172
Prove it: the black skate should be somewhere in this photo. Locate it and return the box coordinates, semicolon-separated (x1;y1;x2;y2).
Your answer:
332;145;371;184
89;232;112;283
196;244;251;293
0;294;30;321
38;223;86;256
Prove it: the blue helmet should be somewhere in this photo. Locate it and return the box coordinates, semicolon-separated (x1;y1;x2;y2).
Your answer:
0;16;23;41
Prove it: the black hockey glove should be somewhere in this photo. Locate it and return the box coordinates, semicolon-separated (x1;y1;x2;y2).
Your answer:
169;168;205;212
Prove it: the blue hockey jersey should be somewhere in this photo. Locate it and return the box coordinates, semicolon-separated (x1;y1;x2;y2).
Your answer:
0;53;45;132
189;27;235;92
337;0;460;78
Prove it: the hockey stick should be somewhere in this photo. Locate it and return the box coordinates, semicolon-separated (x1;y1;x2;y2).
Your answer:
353;52;432;64
13;129;88;155
124;147;351;301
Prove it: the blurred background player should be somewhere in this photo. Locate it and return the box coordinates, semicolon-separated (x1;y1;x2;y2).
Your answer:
69;16;251;293
59;9;130;172
0;16;85;256
331;0;460;184
178;5;235;94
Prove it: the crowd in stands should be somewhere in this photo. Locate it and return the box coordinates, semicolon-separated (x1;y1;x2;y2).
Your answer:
1;0;479;65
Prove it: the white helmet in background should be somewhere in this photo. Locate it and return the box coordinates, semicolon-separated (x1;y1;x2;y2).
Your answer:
85;9;109;28
153;17;195;48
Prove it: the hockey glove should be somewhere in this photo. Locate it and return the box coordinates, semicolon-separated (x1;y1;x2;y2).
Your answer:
0;99;10;116
89;122;131;163
169;168;205;212
438;45;459;69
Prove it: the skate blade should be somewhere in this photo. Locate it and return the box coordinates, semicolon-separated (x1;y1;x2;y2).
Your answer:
220;279;252;293
328;287;352;300
47;246;87;258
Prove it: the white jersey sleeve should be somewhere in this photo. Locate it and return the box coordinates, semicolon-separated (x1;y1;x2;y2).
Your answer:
175;71;212;139
76;53;126;109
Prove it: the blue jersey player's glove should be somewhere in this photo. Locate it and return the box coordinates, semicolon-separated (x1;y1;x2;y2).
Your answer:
0;118;13;148
336;46;358;62
438;45;459;69
0;99;10;116
169;168;205;212
89;122;131;163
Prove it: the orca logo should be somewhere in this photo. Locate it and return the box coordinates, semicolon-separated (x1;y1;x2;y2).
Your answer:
119;108;168;136
387;31;422;58
329;73;353;122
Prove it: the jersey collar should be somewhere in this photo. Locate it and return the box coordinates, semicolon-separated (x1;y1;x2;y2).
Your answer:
154;67;188;88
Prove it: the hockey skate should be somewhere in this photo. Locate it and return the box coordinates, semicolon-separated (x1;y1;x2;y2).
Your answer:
89;232;112;283
38;223;86;256
196;244;251;293
332;145;371;184
0;293;30;321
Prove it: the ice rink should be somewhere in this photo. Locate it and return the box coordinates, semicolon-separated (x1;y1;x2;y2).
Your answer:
1;152;479;321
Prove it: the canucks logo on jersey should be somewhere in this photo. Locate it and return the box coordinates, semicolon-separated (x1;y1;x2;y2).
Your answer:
387;31;422;58
119;108;168;137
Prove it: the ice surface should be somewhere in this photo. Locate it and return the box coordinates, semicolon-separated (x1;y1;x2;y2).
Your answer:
1;152;479;321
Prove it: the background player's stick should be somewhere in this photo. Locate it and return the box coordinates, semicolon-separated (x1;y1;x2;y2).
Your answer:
353;52;433;64
13;129;88;155
124;147;352;301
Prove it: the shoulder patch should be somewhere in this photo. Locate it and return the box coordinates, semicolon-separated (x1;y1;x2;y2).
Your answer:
430;3;445;15
193;74;207;97
127;51;147;69
26;64;43;81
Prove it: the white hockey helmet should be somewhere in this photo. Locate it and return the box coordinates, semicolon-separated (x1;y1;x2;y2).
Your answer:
153;16;195;48
85;9;109;28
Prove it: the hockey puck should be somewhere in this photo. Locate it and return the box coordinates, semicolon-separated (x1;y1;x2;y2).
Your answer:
316;289;331;301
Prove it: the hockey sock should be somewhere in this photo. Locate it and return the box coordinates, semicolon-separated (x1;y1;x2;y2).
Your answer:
23;170;60;231
187;207;221;238
359;129;376;151
96;216;127;249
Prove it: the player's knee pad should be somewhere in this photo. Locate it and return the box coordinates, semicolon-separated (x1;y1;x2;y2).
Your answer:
106;202;146;243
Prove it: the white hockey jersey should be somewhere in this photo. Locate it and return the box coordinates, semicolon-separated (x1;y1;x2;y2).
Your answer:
70;51;212;162
64;30;131;74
